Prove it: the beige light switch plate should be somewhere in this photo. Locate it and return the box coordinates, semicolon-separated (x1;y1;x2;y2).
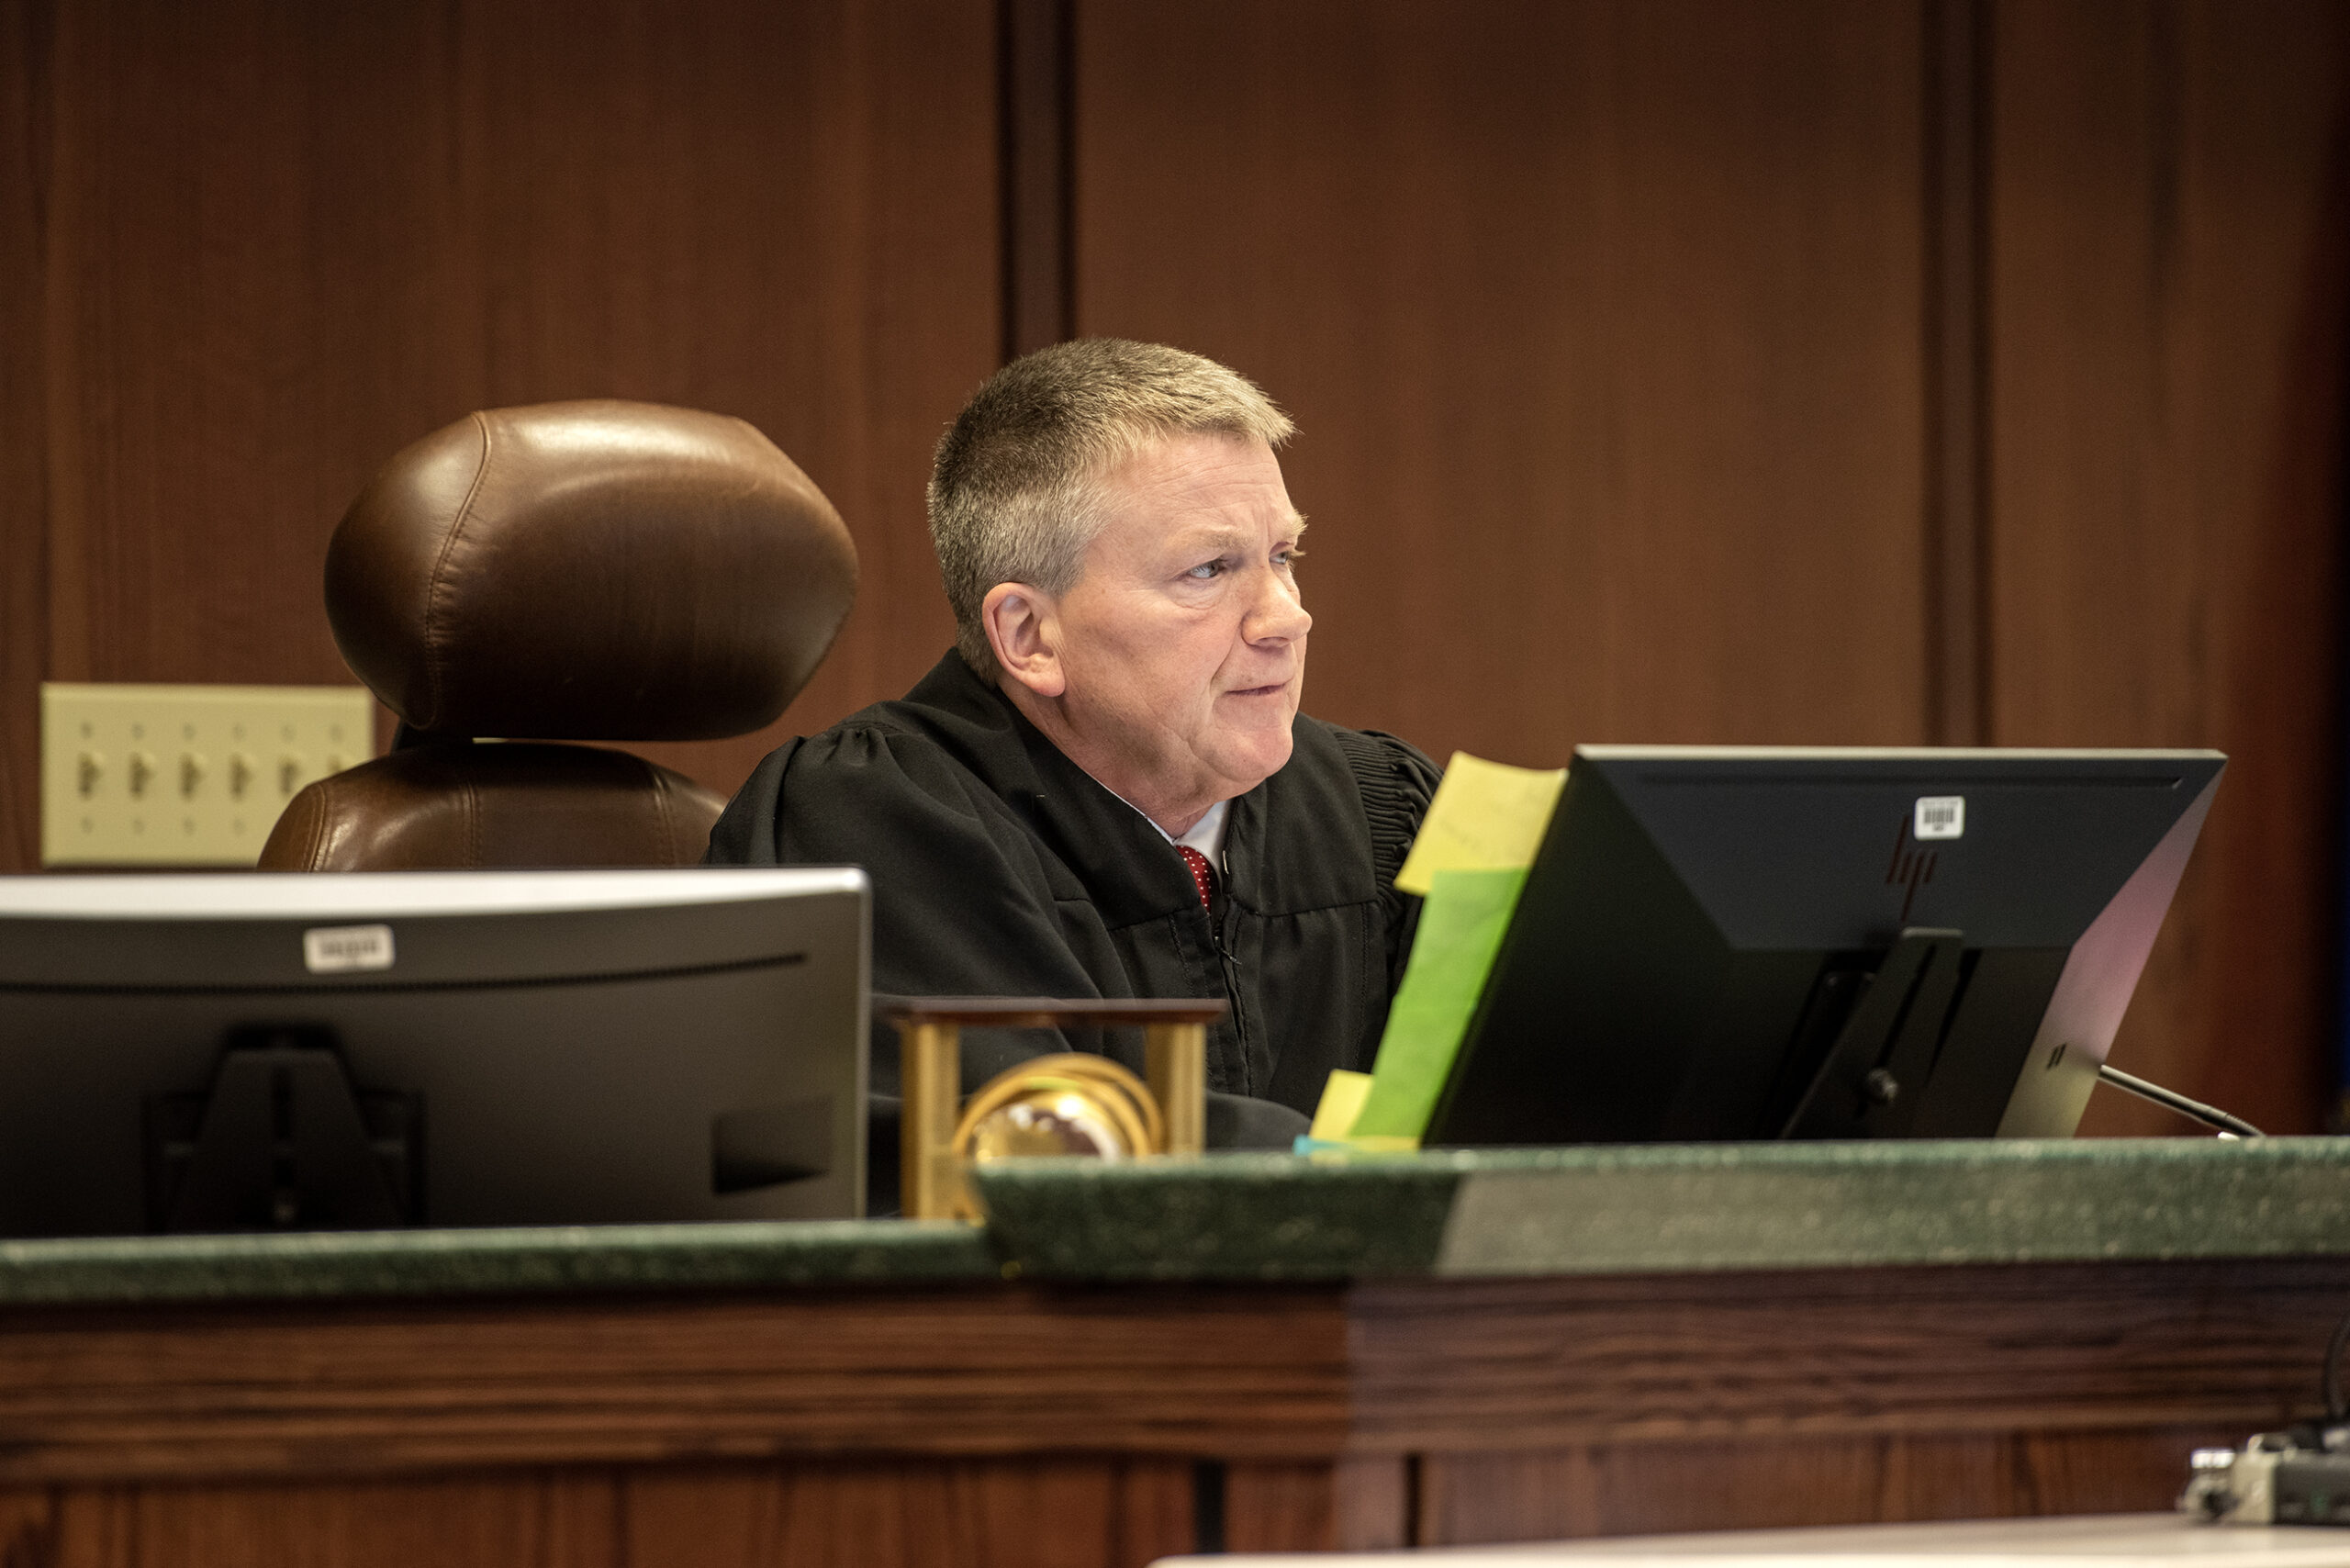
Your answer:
41;683;377;867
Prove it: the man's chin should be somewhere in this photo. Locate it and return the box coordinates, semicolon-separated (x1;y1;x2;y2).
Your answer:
1212;732;1295;793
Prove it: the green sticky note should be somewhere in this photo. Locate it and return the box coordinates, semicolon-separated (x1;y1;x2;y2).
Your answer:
1349;867;1528;1141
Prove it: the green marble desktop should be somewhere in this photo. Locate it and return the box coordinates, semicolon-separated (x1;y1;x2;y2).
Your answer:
0;1137;2344;1305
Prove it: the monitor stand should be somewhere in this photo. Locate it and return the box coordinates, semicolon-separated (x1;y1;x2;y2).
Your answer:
144;1025;420;1232
1780;927;1966;1139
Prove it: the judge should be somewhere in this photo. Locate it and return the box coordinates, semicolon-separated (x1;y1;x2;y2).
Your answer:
708;340;1438;1201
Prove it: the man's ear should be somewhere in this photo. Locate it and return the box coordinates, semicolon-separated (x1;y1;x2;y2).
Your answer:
981;582;1067;698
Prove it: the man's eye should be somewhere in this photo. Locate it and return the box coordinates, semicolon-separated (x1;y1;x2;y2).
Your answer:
1278;547;1304;568
1186;560;1227;580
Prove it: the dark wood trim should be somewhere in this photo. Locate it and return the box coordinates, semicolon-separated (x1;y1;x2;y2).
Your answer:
1347;1259;2344;1451
1922;0;1991;746
999;0;1073;360
0;1256;2333;1488
0;1284;1356;1484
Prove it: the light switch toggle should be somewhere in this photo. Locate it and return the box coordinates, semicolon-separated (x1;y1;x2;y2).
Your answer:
39;683;374;867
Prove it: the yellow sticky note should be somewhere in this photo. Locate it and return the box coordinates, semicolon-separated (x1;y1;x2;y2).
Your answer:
1394;753;1568;896
1310;1070;1373;1140
1304;1070;1423;1152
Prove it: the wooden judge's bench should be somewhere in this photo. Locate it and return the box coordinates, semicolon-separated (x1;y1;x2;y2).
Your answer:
0;1140;2340;1565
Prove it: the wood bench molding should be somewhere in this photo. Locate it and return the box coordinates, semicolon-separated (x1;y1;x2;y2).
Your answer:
0;1255;2333;1488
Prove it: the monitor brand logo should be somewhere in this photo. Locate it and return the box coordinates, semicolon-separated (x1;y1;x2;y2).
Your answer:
302;923;395;975
1886;817;1939;924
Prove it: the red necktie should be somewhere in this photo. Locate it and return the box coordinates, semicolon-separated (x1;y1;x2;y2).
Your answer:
1176;845;1215;909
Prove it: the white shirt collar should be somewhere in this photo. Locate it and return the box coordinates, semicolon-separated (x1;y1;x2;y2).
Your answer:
1105;791;1231;873
1166;799;1229;872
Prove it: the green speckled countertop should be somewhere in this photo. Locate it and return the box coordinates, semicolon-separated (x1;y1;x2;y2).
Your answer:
0;1217;998;1305
974;1137;2350;1281
2;1137;2346;1305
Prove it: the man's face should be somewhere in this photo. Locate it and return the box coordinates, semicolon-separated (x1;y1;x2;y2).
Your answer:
1025;432;1311;817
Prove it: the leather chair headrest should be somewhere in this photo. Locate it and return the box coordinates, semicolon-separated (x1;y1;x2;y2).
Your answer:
327;400;857;741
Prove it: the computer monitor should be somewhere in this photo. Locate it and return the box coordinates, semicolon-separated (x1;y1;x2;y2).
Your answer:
0;867;868;1237
1424;747;2224;1146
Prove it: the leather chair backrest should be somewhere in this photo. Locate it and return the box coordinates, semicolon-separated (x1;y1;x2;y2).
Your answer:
260;400;856;870
263;741;728;870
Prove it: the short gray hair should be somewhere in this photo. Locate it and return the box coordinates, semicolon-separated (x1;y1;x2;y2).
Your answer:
928;339;1296;673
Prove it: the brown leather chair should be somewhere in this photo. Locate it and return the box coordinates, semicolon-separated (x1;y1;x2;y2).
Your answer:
259;400;856;870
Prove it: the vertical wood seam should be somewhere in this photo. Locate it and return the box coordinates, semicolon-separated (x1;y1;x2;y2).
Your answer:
1923;0;1991;746
37;0;83;689
999;0;1073;361
2;0;56;868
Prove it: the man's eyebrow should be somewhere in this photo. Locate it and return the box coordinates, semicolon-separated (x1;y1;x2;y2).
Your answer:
1176;520;1305;554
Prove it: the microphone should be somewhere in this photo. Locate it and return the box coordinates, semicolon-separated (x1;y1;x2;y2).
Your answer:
2095;1062;2265;1138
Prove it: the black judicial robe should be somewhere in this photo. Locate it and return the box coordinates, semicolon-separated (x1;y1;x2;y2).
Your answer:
706;653;1438;1204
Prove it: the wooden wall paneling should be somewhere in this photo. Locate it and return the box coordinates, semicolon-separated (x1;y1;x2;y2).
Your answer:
37;0;351;691
0;0;1000;872
771;0;1000;749
426;0;997;796
621;1458;1195;1568
322;0;990;799
0;0;49;874
0;1460;1192;1568
0;1488;54;1568
0;1435;2239;1564
1413;1427;2235;1546
41;1473;624;1568
1073;0;1934;769
1986;0;2350;1135
1104;1455;1201;1565
1220;1457;1407;1554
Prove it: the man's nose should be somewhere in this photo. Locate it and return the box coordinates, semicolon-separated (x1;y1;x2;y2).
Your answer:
1246;568;1311;643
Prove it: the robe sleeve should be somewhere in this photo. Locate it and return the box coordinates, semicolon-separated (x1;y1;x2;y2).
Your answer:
714;724;1107;1067
1334;728;1444;993
703;738;800;865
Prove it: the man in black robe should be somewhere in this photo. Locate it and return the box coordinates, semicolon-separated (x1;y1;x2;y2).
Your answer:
708;340;1438;1205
